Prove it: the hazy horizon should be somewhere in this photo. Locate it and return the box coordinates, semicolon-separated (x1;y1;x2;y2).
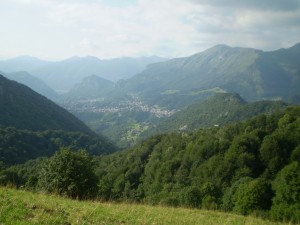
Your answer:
1;0;300;60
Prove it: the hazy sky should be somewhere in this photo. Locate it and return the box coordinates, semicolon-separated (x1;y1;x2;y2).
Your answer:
1;0;300;60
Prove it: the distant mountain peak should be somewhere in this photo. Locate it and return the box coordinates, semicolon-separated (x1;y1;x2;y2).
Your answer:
81;74;113;84
84;74;100;80
289;42;300;50
63;56;101;63
61;74;114;100
210;44;231;50
3;55;52;63
213;92;246;103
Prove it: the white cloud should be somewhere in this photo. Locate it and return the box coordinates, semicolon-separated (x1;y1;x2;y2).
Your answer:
0;0;300;59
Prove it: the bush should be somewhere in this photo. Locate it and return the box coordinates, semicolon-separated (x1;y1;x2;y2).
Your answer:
180;186;201;208
271;162;300;223
222;177;253;211
233;179;273;215
38;148;98;199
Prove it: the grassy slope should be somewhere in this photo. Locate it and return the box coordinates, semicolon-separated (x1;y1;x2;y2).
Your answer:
0;188;289;225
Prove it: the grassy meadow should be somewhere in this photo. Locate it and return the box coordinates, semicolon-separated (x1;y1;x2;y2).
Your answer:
0;187;292;225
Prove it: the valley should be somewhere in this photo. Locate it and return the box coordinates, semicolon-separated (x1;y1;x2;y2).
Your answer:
62;95;175;117
47;43;300;147
0;42;300;224
65;96;175;148
2;1;300;224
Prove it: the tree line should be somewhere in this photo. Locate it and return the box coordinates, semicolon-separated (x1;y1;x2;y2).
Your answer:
0;106;300;223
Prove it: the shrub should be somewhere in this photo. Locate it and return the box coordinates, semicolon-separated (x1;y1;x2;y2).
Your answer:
233;179;272;215
271;162;300;223
38;148;98;199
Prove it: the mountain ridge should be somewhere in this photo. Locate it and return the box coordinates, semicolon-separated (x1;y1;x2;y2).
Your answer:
1;71;58;100
61;75;114;100
0;55;167;92
113;43;300;109
141;93;288;137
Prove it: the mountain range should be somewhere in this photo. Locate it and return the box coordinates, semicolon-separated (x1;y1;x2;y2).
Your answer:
0;55;51;72
113;43;300;109
0;56;167;92
58;43;300;111
1;43;299;148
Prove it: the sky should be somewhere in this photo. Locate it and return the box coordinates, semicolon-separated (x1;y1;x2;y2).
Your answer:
1;0;300;60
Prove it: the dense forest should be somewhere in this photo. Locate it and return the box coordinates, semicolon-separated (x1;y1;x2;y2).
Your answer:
0;127;116;166
1;106;299;223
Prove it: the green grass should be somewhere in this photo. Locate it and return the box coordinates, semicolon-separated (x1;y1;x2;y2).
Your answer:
189;87;227;96
162;90;180;95
0;187;290;225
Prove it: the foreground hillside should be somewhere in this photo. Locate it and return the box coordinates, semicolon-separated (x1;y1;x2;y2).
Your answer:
2;106;299;223
0;187;288;225
94;106;300;222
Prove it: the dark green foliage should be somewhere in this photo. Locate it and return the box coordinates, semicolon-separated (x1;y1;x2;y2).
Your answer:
291;145;300;162
92;106;300;222
0;157;47;188
38;148;98;199
180;186;202;208
233;179;273;215
2;105;300;223
222;177;253;211
271;162;300;222
0;127;116;166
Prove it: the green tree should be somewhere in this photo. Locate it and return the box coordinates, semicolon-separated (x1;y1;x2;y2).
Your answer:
222;177;253;211
271;162;300;222
233;178;273;215
200;182;219;209
38;148;98;199
180;186;201;208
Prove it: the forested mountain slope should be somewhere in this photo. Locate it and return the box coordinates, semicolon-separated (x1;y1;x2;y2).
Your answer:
0;74;94;135
0;127;115;166
2;71;58;100
143;93;287;136
1;106;300;223
93;106;300;222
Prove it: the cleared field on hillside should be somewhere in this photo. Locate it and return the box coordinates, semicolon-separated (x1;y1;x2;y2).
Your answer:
0;187;289;225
